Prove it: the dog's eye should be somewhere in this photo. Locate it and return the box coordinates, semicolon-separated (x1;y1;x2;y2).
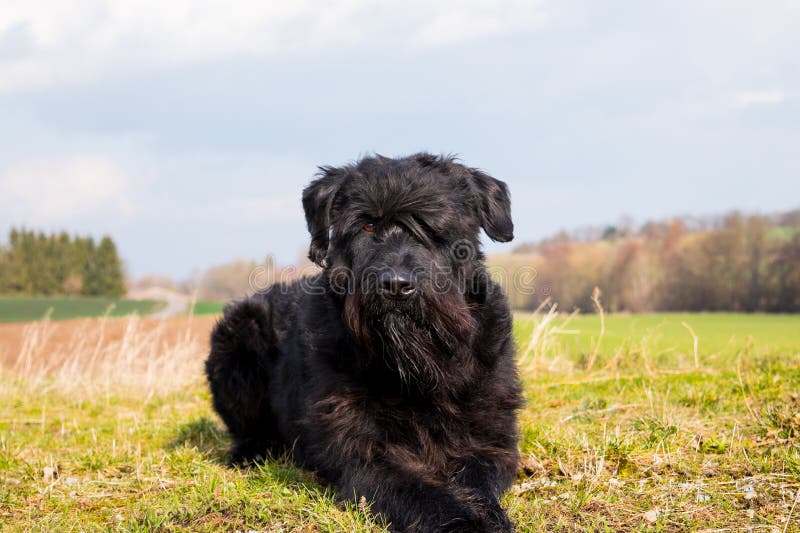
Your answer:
362;223;376;233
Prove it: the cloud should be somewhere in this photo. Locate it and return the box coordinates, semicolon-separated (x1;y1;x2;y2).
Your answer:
734;90;787;108
412;1;548;47
0;0;549;93
0;155;139;221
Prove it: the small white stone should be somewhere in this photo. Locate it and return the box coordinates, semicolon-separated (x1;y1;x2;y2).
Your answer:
42;466;56;481
644;509;660;523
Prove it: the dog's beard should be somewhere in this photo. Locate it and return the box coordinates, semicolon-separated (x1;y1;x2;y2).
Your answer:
344;286;476;392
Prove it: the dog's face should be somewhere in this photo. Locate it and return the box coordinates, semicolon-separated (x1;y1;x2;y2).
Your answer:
302;153;513;389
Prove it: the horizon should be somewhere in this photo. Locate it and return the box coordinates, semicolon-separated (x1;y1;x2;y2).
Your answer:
3;204;798;282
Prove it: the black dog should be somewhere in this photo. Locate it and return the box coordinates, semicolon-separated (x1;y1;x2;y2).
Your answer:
205;153;522;532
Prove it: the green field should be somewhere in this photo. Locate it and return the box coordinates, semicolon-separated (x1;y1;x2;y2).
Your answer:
190;300;225;316
515;312;800;364
0;296;167;322
1;312;799;531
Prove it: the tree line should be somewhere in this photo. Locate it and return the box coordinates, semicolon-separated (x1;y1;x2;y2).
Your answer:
0;229;127;298
495;210;800;313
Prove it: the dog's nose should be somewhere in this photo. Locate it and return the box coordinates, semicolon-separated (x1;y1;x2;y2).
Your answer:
379;271;417;299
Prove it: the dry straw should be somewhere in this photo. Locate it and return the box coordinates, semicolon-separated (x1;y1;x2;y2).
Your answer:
1;312;207;398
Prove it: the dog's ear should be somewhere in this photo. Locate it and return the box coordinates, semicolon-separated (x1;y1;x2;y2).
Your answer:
468;168;514;242
302;166;346;267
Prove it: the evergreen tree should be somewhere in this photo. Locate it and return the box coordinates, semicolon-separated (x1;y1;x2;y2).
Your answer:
80;237;98;296
92;236;127;298
34;232;59;295
53;232;72;293
0;244;8;294
0;228;127;298
18;230;36;294
4;228;27;293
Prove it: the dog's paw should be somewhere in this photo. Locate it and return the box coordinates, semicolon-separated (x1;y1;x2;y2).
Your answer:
488;514;514;533
484;503;514;532
436;516;512;533
228;439;268;468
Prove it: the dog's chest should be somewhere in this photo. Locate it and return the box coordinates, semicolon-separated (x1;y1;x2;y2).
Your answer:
312;389;476;471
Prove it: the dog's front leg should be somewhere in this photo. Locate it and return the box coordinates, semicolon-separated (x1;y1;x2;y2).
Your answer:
309;396;512;530
449;456;516;532
333;463;498;533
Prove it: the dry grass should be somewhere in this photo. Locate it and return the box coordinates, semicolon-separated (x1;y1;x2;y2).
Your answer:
516;300;580;378
0;314;217;397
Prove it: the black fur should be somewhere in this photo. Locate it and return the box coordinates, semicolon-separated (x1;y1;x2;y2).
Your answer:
205;153;522;532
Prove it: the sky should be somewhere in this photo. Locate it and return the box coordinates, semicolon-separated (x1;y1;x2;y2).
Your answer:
1;0;799;279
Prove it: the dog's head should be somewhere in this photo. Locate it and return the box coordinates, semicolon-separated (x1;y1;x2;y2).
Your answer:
302;153;513;389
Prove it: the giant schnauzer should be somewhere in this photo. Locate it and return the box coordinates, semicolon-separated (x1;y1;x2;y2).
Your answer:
205;153;522;532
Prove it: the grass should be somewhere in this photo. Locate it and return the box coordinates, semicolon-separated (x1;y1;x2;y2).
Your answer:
511;308;800;530
1;310;799;531
551;312;799;359
190;301;225;316
0;297;166;323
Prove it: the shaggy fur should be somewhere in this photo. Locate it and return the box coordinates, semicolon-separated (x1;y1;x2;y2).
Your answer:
205;153;522;532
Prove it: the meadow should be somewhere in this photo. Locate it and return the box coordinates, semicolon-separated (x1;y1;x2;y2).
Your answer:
1;310;799;531
190;301;226;316
0;297;166;323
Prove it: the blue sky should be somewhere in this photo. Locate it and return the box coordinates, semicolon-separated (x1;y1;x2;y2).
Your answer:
1;1;798;278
